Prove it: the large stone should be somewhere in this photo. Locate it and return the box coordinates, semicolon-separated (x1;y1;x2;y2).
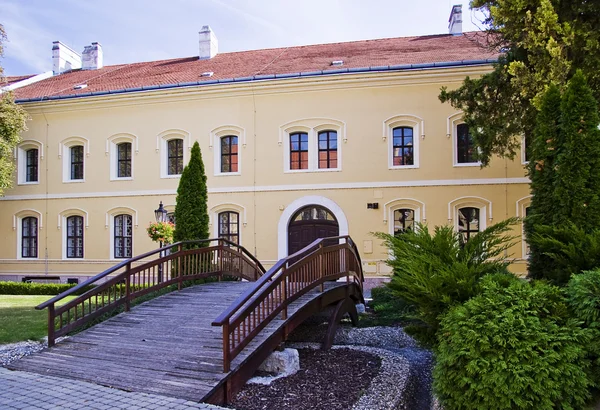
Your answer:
258;348;300;376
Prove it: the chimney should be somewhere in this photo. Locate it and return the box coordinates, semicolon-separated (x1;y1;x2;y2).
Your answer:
448;4;463;35
82;42;103;70
52;41;82;75
199;26;218;59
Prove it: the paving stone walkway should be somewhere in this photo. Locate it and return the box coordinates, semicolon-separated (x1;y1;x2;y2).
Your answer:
0;368;227;410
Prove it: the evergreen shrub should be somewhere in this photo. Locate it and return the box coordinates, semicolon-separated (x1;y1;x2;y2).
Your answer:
375;218;517;348
0;281;95;296
435;276;591;410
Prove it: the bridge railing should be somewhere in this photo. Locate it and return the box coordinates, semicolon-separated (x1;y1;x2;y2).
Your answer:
36;238;265;347
212;235;363;372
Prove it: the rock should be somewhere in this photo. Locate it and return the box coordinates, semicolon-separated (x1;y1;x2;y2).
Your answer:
249;348;300;385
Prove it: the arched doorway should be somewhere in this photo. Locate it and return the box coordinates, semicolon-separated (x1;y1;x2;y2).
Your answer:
288;205;339;255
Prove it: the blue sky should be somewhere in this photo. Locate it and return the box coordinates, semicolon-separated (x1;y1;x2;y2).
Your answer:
0;0;485;76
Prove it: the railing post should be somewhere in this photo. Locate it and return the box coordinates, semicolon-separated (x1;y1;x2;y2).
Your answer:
178;244;183;291
48;303;55;347
223;322;230;373
281;277;288;320
125;263;131;312
319;242;324;292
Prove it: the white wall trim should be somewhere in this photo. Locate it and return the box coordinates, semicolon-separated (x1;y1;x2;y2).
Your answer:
105;206;138;228
13;209;43;260
210;203;247;244
277;195;349;259
383;198;426;231
106;132;139;155
13;209;43;230
16;140;44;185
383;114;423;169
448;196;492;221
516;195;532;217
106;133;138;181
156;129;191;178
0;177;531;201
210;125;244;176
57;208;89;229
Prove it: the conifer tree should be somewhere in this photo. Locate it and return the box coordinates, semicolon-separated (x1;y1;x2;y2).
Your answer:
525;84;562;279
173;141;209;247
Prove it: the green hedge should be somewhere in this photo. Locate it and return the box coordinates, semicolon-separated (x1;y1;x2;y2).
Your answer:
434;276;591;409
0;281;96;296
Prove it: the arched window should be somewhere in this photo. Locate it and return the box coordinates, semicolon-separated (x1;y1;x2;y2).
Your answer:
70;145;84;180
22;217;38;258
167;139;184;175
114;214;133;258
392;127;414;166
218;211;239;244
117;142;132;178
457;207;480;241
456;124;476;164
290;132;309;170
66;215;84;258
318;130;338;169
393;208;415;235
26;149;39;182
220;136;238;173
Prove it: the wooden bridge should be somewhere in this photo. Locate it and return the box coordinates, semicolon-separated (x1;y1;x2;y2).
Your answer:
7;237;364;405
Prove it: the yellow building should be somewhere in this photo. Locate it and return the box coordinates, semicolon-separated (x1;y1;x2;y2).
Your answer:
0;14;532;283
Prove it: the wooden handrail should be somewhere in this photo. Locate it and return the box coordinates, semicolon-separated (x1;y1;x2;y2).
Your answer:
212;235;364;372
37;238;265;346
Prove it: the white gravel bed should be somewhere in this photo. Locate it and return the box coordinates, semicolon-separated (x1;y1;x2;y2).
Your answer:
0;336;68;367
335;326;418;349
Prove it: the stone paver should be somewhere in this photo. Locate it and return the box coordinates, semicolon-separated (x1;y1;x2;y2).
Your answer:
0;368;227;410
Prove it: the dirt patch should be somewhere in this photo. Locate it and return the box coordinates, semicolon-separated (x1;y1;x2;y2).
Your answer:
230;348;381;410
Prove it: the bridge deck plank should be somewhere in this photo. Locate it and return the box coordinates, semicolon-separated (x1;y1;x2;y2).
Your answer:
7;281;348;402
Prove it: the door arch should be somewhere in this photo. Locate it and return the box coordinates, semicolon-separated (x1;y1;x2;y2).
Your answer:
288;205;339;255
278;196;349;259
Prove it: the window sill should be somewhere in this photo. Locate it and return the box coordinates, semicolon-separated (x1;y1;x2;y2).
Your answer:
161;175;181;179
63;179;85;183
17;257;39;260
17;181;40;186
284;168;342;174
110;177;134;181
453;162;481;168
389;165;419;170
62;257;85;261
215;172;241;177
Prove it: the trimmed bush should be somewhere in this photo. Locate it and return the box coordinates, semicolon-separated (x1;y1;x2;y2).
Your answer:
0;281;95;296
375;218;517;348
434;276;592;410
367;286;414;326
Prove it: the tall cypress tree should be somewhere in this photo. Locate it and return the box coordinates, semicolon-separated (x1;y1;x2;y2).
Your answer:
173;141;209;247
554;71;600;231
526;84;562;280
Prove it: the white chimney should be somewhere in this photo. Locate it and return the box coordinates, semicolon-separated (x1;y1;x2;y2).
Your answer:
82;42;103;70
448;4;463;35
52;41;82;75
199;26;218;59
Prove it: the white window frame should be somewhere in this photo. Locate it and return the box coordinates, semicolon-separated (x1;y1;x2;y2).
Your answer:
383;115;423;169
58;208;88;260
521;135;529;165
383;198;426;234
106;207;138;260
447;113;480;167
16;140;43;185
210;125;244;177
107;133;138;181
210;203;247;244
59;136;89;183
280;118;345;173
157;129;190;179
14;209;43;260
448;197;492;234
516;195;532;259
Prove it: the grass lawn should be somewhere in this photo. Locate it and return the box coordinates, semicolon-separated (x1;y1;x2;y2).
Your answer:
0;295;76;345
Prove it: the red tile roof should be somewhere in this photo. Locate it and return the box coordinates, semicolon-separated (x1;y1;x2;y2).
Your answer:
14;32;499;102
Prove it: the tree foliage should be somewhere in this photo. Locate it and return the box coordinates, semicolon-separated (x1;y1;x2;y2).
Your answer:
375;218;517;348
435;276;592;410
526;72;600;284
173;141;209;247
0;24;28;195
440;0;600;165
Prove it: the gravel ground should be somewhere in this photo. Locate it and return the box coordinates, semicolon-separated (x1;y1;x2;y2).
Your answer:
0;340;47;366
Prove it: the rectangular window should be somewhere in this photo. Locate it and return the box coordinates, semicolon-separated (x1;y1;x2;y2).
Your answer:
117;143;132;178
70;145;84;180
393;209;415;236
318;131;338;169
458;207;480;242
22;217;38;258
220;136;239;173
218;211;239;244
392;127;414;166
26;149;38;182
167;139;184;175
114;214;133;258
66;215;84;258
457;124;476;164
290;133;309;170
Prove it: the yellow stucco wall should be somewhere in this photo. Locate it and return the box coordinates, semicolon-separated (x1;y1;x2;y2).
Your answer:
0;66;531;282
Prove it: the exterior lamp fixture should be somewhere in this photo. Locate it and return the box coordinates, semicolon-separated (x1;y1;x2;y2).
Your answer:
154;201;168;283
